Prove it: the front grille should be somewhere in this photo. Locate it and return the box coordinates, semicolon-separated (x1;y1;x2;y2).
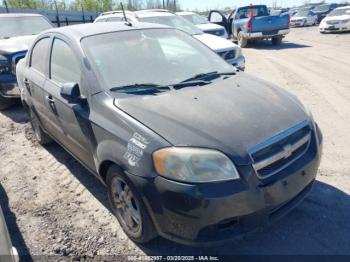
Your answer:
11;52;26;75
326;20;339;25
249;121;311;179
207;29;225;37
217;50;236;61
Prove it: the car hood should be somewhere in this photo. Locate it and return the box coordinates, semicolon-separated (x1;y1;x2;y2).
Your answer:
0;35;36;54
196;23;225;31
291;16;307;20
194;33;237;52
321;14;350;22
113;74;309;165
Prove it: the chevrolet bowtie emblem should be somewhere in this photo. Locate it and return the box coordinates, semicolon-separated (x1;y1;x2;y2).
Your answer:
283;144;293;159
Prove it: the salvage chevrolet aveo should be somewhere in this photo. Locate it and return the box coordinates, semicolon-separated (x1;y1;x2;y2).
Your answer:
17;22;322;245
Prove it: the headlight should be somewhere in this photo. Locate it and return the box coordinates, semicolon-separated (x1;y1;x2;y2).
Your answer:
0;54;10;74
341;19;350;24
235;46;242;59
153;147;240;183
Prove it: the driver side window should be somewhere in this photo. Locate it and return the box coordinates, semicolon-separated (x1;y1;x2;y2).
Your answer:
50;38;81;85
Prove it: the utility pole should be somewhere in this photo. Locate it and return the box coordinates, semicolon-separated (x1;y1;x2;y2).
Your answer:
54;0;60;27
3;0;9;13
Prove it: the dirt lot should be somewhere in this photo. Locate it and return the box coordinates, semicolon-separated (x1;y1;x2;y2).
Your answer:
1;26;350;260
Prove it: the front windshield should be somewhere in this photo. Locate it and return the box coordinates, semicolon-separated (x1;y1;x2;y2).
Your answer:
294;11;309;17
313;5;330;12
82;28;233;90
328;8;350;17
0;16;52;39
182;14;208;25
138;15;203;35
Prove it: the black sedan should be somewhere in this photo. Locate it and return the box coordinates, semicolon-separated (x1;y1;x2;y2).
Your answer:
17;22;322;245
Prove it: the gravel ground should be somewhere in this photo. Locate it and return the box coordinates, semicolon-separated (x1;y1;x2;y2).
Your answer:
0;26;350;260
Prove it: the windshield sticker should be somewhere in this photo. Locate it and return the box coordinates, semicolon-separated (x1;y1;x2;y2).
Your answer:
124;133;150;167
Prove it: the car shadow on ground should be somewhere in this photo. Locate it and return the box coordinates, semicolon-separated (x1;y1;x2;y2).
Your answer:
0;183;33;261
246;40;311;50
41;141;350;256
0;103;28;124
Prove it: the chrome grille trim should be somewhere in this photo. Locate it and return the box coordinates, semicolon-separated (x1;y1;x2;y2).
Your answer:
248;120;311;179
253;133;311;175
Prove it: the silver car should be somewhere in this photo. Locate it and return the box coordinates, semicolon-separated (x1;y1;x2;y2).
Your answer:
0;205;18;262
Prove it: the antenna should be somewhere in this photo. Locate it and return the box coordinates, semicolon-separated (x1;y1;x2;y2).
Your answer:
120;2;132;26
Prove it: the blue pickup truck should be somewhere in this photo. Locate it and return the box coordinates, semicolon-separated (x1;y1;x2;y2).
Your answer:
208;5;290;47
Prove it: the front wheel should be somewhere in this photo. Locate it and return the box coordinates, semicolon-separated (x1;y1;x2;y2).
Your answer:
237;31;248;48
106;166;157;243
272;36;282;45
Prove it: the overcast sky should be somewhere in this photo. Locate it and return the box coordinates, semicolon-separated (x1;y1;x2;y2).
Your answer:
178;0;346;11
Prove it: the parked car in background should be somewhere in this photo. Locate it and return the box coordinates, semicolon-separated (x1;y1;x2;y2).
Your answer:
313;3;338;23
0;13;53;110
177;11;229;39
208;5;290;48
290;10;318;27
0;204;18;262
319;6;350;33
17;22;322;246
94;10;245;70
270;8;289;16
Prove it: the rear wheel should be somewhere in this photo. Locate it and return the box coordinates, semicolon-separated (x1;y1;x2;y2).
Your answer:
29;109;52;145
272;36;282;45
237;31;248;48
0;95;15;110
106;165;157;243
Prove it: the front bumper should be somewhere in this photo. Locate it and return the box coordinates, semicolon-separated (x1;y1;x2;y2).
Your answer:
0;75;20;98
130;126;322;246
242;29;290;39
290;21;305;27
319;24;349;33
227;55;245;71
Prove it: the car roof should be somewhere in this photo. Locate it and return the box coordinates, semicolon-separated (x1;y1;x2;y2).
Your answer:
334;5;350;10
135;10;175;18
41;22;171;39
0;13;45;18
176;11;195;16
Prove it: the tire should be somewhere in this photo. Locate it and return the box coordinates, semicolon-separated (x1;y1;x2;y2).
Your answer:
272;36;282;45
237;31;248;48
0;94;15;110
29;109;52;145
106;165;157;243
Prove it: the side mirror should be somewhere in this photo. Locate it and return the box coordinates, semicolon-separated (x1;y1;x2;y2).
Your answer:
60;83;82;103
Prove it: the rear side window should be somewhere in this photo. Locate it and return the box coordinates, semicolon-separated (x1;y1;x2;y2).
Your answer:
31;37;50;74
50;39;81;84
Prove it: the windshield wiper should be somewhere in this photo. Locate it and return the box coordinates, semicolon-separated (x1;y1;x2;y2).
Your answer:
110;83;170;92
181;71;236;83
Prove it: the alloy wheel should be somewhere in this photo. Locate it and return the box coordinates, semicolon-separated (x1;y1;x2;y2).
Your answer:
111;177;142;235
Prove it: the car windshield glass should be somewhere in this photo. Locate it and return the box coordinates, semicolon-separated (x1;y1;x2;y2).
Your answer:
138;15;203;35
182;14;208;25
294;11;309;17
237;6;269;18
328;8;350;16
82;28;233;91
0;16;52;38
313;5;330;12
